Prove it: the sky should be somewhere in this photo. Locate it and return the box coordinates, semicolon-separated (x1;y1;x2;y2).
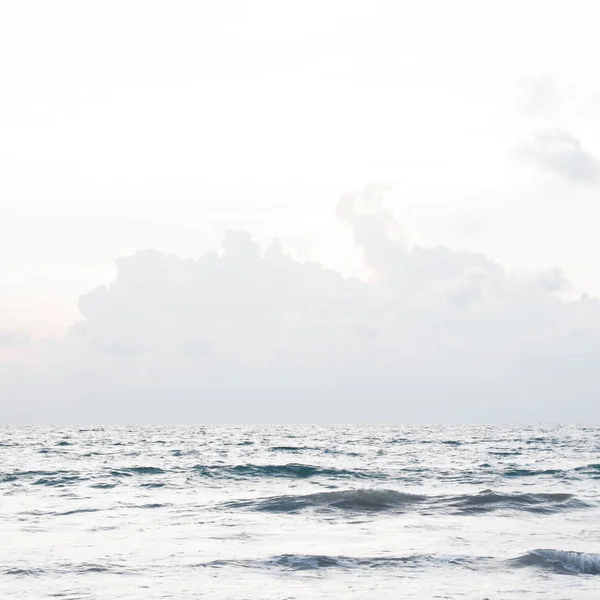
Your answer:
2;0;600;422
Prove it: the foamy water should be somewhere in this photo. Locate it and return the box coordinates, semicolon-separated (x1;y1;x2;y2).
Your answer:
1;425;599;598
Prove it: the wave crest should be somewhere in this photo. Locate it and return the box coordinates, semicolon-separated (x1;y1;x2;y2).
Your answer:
193;463;384;480
200;553;474;571
226;488;587;515
443;490;585;515
226;488;425;513
512;550;600;575
227;489;425;513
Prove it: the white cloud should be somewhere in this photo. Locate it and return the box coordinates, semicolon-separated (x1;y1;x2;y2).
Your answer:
517;129;600;185
2;186;600;423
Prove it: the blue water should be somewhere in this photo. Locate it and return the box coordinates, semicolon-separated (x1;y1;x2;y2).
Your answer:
1;425;600;598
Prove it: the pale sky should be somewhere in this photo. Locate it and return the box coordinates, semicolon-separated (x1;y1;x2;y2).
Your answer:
2;1;600;422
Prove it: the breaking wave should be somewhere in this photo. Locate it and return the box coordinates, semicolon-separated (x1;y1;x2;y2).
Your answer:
511;550;600;575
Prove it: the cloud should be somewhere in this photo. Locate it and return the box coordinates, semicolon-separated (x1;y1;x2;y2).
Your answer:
517;129;600;185
0;331;30;347
2;186;600;423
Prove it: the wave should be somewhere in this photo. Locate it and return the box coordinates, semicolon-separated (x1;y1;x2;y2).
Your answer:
441;490;586;515
108;463;382;480
21;508;101;517
502;468;564;478
4;568;46;577
270;446;319;452
1;470;85;487
2;466;166;486
488;450;522;457
5;562;135;577
225;489;427;513
55;508;101;517
502;464;600;479
199;553;475;571
192;463;385;480
109;467;165;476
1;470;71;481
225;488;588;515
33;474;83;487
511;550;600;575
1;463;386;487
10;551;599;578
574;464;600;477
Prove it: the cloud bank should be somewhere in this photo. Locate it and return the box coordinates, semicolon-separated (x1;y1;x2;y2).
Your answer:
2;186;600;423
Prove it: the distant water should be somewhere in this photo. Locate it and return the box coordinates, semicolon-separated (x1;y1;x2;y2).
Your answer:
1;425;600;599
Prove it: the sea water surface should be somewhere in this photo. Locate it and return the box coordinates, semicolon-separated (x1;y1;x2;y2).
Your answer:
1;425;599;599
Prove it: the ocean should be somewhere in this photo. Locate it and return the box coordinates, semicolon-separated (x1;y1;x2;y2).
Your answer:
1;425;599;599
